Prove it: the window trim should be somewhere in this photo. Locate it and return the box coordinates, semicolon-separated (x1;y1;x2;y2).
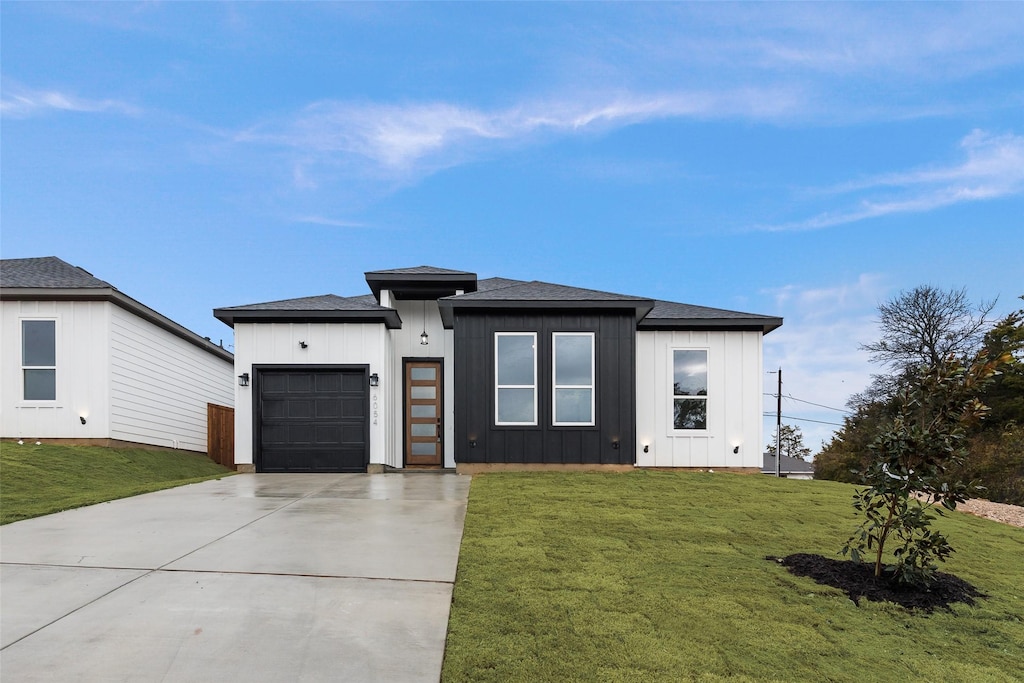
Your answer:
552;332;595;427
670;347;709;433
494;332;538;426
21;318;58;403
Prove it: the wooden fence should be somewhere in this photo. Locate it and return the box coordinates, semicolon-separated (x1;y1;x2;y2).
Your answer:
207;403;235;469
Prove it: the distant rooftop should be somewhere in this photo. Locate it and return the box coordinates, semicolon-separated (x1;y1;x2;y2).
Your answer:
0;256;113;289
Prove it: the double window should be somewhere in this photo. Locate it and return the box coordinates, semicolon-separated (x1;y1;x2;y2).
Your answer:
672;349;707;430
494;332;596;426
23;320;57;401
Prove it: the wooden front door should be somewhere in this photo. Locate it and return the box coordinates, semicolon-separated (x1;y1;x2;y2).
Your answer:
405;361;442;466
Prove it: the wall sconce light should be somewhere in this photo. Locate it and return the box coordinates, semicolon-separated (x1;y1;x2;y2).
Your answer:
420;331;429;345
733;445;740;454
369;373;379;387
299;341;308;349
469;439;477;448
238;373;250;386
611;438;620;450
643;444;649;453
80;416;87;425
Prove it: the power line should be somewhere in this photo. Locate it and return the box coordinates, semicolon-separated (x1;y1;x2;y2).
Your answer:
763;413;845;427
762;393;851;415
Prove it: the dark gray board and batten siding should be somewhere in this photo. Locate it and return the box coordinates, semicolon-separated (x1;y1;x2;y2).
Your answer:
453;310;636;465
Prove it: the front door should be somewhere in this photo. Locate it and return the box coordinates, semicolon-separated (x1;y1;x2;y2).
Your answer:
405;360;442;466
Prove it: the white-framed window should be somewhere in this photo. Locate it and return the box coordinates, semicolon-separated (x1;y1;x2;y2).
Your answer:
672;349;708;430
22;319;57;401
495;332;537;425
552;332;595;426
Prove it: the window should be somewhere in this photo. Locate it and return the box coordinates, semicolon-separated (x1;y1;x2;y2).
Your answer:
495;333;537;425
553;332;594;425
23;320;56;401
673;349;707;430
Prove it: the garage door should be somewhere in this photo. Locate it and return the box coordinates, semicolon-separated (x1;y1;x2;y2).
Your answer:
257;368;368;473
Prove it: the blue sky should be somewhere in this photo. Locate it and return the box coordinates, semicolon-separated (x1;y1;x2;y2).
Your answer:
3;2;1023;452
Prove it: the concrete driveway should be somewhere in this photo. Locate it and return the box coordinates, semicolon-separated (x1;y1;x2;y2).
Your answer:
1;473;471;682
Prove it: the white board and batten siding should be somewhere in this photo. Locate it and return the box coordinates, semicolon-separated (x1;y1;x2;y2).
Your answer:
635;330;764;469
232;322;389;468
1;300;111;439
108;306;234;452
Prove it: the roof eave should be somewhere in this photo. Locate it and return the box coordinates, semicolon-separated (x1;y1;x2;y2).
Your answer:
214;308;403;329
364;271;479;300
638;317;783;334
438;298;655;329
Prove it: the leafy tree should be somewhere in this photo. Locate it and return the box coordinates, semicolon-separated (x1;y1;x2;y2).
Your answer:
841;352;1007;587
766;424;811;461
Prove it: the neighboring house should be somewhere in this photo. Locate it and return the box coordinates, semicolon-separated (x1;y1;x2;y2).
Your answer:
1;256;234;452
215;266;782;473
761;453;815;479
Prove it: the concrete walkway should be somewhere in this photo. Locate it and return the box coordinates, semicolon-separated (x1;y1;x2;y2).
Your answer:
1;473;471;682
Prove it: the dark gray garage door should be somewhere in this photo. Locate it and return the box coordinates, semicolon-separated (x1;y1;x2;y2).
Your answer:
257;368;368;473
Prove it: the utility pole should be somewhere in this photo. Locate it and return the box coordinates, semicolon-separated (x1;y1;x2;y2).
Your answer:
775;367;782;477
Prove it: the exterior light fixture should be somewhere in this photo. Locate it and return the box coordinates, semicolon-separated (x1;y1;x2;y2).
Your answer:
80;416;87;425
420;300;429;345
299;341;308;349
611;438;620;450
643;444;650;453
238;373;250;387
470;439;477;448
369;373;379;387
733;445;740;454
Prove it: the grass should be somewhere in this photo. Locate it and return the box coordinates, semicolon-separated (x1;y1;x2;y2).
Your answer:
0;442;234;524
442;471;1024;683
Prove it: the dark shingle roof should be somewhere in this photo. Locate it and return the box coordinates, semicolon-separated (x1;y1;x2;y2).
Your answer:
365;265;476;276
213;293;401;328
474;277;526;293
639;300;783;332
0;256;113;289
215;294;388;313
446;280;651;303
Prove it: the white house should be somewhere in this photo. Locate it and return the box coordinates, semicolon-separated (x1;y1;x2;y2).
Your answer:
215;266;781;473
1;256;234;452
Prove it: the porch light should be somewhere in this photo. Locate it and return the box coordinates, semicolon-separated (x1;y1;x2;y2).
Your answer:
733;445;740;454
420;300;429;345
369;373;379;387
238;373;250;387
611;438;620;450
80;416;87;425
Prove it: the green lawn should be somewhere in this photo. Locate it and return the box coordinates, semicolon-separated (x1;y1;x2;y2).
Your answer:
0;442;234;524
443;471;1024;683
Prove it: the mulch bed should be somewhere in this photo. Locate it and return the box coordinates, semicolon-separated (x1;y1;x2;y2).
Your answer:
767;553;986;612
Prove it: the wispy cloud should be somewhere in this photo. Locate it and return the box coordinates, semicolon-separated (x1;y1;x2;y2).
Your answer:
290;215;368;229
233;87;802;183
0;83;139;119
758;130;1024;232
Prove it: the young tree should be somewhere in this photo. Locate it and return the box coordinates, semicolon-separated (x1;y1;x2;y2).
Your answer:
766;424;811;461
841;352;1008;587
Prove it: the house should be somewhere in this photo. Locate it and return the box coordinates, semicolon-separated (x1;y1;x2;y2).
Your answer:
761;453;815;479
215;266;781;473
1;256;234;452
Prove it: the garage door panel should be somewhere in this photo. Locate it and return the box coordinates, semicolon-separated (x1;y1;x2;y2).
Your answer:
315;399;342;419
257;369;368;473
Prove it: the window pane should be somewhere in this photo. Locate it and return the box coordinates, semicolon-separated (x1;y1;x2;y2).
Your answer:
411;423;436;437
674;398;707;430
23;321;56;366
497;388;534;423
673;350;707;396
555;388;592;424
555;335;592;386
497;335;534;385
410;386;436;399
411;404;436;418
411;442;436;455
410;367;436;380
24;369;56;401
